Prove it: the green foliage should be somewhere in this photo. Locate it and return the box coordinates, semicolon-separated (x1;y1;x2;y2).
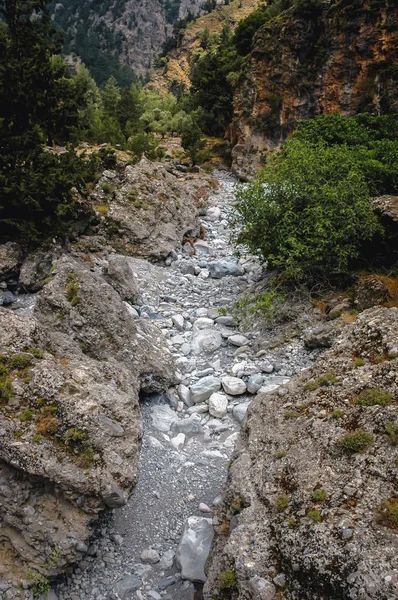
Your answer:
219;569;237;590
377;499;398;530
8;354;32;371
339;429;374;453
0;0;97;242
354;388;392;406
181;123;206;165
312;489;327;501
331;410;345;419
385;422;398;445
18;409;33;422
307;509;322;522
0;374;13;404
233;290;285;322
353;357;365;367
63;427;86;444
27;569;51;598
304;371;337;391
66;276;81;306
231;131;382;282
127;133;163;163
276;494;289;512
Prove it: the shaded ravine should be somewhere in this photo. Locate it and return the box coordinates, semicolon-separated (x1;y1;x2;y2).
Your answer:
56;172;314;600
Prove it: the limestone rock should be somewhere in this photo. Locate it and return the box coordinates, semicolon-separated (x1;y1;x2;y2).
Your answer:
0;254;175;584
0;242;23;280
208;258;244;279
205;307;398;599
221;376;247;396
191;329;222;354
176;516;214;582
208;393;228;418
190;376;221;403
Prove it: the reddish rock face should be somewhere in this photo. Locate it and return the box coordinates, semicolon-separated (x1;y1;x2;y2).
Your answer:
231;0;398;178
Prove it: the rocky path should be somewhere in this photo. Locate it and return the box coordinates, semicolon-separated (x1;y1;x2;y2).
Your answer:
56;171;313;600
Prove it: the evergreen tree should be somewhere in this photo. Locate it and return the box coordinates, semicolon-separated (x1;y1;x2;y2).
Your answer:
101;76;121;118
0;0;92;241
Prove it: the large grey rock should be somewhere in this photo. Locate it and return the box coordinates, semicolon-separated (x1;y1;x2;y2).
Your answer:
114;575;141;599
0;254;176;584
247;373;264;394
0;242;23;280
151;405;178;432
19;246;62;292
99;158;200;259
222;376;247;395
176;516;214;582
194;240;213;256
232;401;251;423
205;307;398;600
102;254;141;304
208;258;244;279
172;414;202;435
208;393;228;418
191;329;222;354
228;334;249;347
190;376;221;403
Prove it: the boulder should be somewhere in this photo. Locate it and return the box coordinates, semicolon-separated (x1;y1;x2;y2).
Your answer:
102;254;141;304
232;401;251;423
191;329;222;354
228;334;249;347
114;575;141;600
247;373;264;394
222;376;247;395
190;376;221;403
205;307;398;600
176;516;214;582
0;242;23;280
354;275;389;311
208;258;244;279
0;254;175;584
98;158;199;259
18;246;62;292
208;393;228;418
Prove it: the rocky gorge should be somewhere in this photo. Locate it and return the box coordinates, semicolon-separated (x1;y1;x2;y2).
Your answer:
0;162;397;600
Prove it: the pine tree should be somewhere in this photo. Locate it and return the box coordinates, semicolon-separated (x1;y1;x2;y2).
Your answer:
0;0;91;242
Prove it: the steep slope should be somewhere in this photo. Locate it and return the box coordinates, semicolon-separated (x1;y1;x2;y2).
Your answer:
231;0;398;177
149;0;258;94
50;0;204;85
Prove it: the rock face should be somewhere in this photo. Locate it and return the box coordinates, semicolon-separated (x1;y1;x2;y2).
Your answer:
0;254;175;583
205;307;398;599
92;158;201;260
51;0;204;77
231;1;398;178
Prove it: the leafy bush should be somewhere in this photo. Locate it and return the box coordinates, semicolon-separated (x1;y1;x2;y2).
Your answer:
354;388;392;406
231;136;381;282
339;429;374;453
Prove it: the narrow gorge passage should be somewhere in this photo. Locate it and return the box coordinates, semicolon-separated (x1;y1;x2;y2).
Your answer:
56;172;313;600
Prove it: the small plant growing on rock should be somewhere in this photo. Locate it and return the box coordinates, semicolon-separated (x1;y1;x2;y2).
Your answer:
0;374;13;404
277;451;286;459
332;410;345;419
8;354;32;370
276;494;290;512
312;489;327;501
18;409;33;422
304;370;337;391
354;388;392;407
230;497;243;513
377;498;398;530
353;357;365;367
63;427;86;445
308;509;322;522
385;421;398;445
339;429;374;453
219;569;237;590
27;569;50;598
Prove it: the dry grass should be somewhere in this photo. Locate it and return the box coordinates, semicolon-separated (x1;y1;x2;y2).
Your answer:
377;275;398;308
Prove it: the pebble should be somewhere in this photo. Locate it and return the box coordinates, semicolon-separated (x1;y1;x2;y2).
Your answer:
140;549;161;564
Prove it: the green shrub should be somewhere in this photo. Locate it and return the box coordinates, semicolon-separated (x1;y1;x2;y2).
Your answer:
0;376;13;403
353;357;365;367
304;371;337;391
312;489;327;501
9;354;32;371
378;499;398;530
354;389;392;407
332;410;345;419
339;429;374;453
308;509;322;522
231;135;382;282
385;421;398;445
18;409;33;422
31;348;44;359
219;569;237;590
27;569;51;598
276;494;289;512
63;427;86;445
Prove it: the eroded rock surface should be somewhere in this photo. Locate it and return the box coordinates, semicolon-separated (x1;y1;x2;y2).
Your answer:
0;254;175;584
205;307;398;599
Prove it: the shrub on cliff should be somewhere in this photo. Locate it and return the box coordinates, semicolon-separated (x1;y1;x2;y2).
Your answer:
231;138;381;282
